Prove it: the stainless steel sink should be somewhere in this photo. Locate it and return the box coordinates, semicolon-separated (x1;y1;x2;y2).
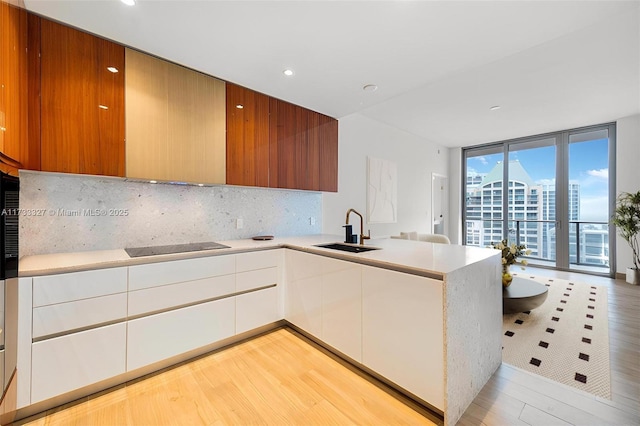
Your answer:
314;242;381;253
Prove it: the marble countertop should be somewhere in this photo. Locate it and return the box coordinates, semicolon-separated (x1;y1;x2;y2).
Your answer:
19;234;499;279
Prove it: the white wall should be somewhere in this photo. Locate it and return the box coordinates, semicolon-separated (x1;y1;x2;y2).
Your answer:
322;113;448;239
615;113;640;274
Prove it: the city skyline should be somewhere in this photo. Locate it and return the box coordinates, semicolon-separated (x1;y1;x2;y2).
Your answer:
466;138;609;222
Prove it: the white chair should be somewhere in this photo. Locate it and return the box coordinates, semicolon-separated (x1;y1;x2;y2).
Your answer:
417;233;451;244
400;231;418;240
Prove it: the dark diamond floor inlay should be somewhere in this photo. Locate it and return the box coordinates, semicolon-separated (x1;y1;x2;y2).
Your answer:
587;314;594;319
575;373;588;383
579;353;590;361
556;307;564;312
582;337;592;344
515;319;524;324
584;324;593;330
505;331;515;337
552;316;559;321
530;358;542;367
539;341;549;348
546;327;555;334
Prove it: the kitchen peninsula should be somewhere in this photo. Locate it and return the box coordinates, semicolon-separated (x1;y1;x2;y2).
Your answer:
16;236;501;426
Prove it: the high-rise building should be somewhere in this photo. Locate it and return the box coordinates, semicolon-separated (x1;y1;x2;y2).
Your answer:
465;161;584;265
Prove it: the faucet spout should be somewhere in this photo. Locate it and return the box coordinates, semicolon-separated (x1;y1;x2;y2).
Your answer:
345;208;371;245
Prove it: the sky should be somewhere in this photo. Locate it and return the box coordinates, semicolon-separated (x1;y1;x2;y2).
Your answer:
467;138;609;222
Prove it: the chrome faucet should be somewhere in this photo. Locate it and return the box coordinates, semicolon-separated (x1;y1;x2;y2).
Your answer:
345;208;370;245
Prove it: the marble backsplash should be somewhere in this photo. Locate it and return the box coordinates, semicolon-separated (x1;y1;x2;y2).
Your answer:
18;171;322;257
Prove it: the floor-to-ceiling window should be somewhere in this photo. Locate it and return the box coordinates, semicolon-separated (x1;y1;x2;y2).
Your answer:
463;123;616;277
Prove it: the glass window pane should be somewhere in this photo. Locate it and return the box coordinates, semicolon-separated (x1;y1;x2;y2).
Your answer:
568;130;610;270
508;144;556;262
465;150;504;247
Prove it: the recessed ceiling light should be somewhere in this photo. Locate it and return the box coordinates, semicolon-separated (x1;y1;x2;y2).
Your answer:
283;69;294;77
121;0;135;6
107;67;119;73
490;105;501;111
149;180;157;184
198;184;204;187
236;104;244;109
363;84;378;92
98;105;109;110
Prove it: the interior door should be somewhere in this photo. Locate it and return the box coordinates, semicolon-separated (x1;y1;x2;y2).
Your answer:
432;174;448;235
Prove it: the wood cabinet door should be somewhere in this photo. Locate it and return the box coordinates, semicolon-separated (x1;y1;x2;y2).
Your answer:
269;98;337;191
0;3;29;173
39;19;125;176
319;114;338;192
308;111;338;192
226;83;270;187
126;48;225;184
270;98;303;190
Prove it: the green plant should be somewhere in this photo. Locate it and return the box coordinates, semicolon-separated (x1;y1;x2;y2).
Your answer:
490;239;531;270
612;191;640;270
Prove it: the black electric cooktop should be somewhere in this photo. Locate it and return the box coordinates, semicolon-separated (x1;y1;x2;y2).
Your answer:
125;241;231;258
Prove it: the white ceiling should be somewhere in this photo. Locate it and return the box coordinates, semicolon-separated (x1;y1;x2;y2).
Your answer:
24;0;640;148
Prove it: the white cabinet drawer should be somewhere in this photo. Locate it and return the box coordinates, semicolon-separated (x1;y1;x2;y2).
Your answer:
31;323;126;404
236;287;280;334
128;274;235;317
128;255;236;291
236;250;281;273
32;267;127;307
236;267;277;293
126;297;235;371
33;293;127;339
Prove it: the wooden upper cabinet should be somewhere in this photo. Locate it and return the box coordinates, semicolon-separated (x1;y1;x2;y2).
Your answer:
39;18;125;176
269;98;305;190
226;83;270;187
0;2;30;175
318;113;338;192
269;98;338;192
125;48;226;184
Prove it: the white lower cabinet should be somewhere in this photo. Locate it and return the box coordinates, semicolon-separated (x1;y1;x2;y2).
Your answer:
362;266;444;410
321;258;362;362
285;251;323;338
126;297;235;371
285;251;362;361
236;287;279;334
30;323;126;404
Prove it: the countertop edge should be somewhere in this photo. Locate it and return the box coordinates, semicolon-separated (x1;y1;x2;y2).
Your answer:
19;236;496;279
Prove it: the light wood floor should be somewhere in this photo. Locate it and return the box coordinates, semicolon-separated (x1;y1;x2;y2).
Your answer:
13;328;438;426
13;267;640;426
